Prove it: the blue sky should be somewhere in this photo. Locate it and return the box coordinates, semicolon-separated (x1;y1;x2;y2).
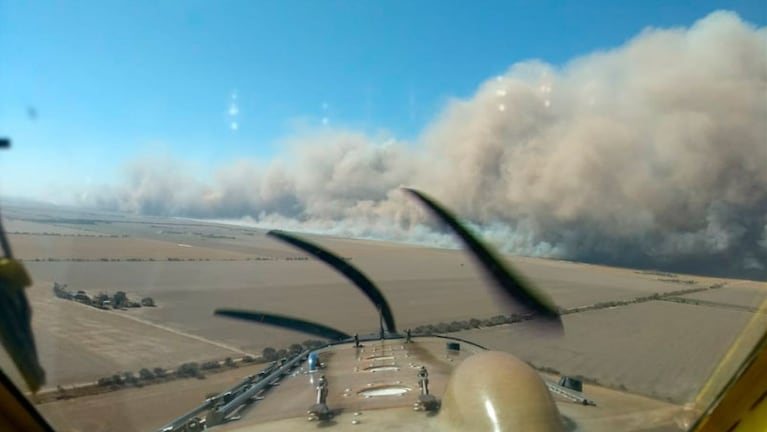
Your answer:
0;0;765;199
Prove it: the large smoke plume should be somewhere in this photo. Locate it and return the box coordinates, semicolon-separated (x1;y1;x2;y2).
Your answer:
87;12;767;279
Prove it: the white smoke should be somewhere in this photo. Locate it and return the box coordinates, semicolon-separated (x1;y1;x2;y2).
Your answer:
86;12;767;278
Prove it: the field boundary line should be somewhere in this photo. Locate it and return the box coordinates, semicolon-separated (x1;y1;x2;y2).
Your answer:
66;301;255;356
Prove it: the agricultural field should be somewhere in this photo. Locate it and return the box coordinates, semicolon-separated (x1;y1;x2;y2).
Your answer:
677;281;767;309
36;363;269;432
3;218;96;235
0;202;762;431
27;281;247;386
11;234;254;261
24;248;747;365
454;301;762;403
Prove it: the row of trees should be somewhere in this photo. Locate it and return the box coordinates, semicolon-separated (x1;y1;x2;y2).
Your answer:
52;283;155;309
96;357;247;388
403;281;726;337
411;314;535;335
97;367;169;388
261;340;324;361
95;354;265;390
561;283;721;316
9;231;127;238
31;256;348;263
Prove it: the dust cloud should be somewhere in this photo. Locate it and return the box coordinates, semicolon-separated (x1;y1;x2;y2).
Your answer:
87;12;767;279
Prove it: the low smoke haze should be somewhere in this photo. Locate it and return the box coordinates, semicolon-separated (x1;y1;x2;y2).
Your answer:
84;12;766;279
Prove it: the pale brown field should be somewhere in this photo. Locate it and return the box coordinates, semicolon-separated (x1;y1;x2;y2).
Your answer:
4;218;95;235
680;280;767;308
453;301;760;403
2;204;762;432
24;254;698;360
11;234;254;260
36;363;268;432
28;281;248;386
18;213;763;394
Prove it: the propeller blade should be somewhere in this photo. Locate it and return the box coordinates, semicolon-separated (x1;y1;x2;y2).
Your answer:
215;309;351;341
403;188;563;331
267;230;397;333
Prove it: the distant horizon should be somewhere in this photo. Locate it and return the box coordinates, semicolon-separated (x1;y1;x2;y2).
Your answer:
3;197;765;283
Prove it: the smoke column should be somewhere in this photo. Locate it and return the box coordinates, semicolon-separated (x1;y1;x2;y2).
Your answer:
87;12;767;279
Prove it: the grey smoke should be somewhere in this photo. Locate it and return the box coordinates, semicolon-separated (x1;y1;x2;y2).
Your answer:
86;12;767;279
